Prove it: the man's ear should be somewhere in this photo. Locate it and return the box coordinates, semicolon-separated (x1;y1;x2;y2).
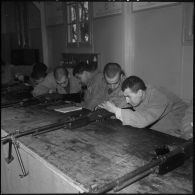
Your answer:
137;89;143;97
120;73;125;81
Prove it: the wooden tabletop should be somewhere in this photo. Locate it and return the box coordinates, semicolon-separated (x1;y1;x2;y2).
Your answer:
1;105;193;193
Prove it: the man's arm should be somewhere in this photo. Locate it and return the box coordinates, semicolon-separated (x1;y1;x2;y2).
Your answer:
32;73;56;97
100;89;169;128
83;76;106;110
32;84;50;97
83;88;106;110
180;100;193;140
118;104;168;128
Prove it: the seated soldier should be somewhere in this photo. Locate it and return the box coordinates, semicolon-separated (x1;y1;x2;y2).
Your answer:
30;62;48;87
99;75;188;137
102;62;128;108
73;61;106;110
32;65;78;97
180;100;193;140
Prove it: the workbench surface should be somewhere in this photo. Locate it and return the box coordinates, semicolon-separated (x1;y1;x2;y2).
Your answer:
1;106;193;193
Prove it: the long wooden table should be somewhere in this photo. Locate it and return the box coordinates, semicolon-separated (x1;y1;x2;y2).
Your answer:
1;105;193;193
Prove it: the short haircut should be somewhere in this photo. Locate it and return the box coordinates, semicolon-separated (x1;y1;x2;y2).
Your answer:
73;61;94;76
103;63;124;78
31;62;47;80
121;76;147;92
32;62;47;73
54;66;69;80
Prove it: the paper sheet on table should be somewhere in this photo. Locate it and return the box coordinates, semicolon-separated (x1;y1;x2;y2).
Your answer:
54;106;82;113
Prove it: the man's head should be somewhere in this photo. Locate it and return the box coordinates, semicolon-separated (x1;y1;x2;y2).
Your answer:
121;76;147;107
73;62;94;85
103;63;124;91
31;63;47;85
54;66;69;88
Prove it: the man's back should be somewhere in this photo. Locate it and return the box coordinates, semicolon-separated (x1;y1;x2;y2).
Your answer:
145;85;188;137
82;71;106;110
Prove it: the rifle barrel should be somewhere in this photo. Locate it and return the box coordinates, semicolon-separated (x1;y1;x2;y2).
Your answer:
1;109;113;145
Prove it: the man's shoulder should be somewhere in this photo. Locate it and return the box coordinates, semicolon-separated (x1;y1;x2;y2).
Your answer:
146;84;166;95
44;71;55;81
37;71;55;86
145;84;169;102
92;71;104;83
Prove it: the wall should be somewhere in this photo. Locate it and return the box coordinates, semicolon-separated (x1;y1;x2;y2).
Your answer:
1;1;17;62
132;3;193;101
180;45;193;101
28;3;43;62
93;13;124;71
1;2;43;64
46;25;66;70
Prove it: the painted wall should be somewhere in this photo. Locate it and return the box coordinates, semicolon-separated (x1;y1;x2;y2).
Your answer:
46;25;66;70
93;14;124;71
28;3;43;62
132;3;193;101
1;2;17;62
180;45;193;101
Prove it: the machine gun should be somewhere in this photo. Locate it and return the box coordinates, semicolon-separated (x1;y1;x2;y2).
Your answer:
1;92;83;108
1;109;114;178
1;83;33;107
1;82;33;95
88;138;193;193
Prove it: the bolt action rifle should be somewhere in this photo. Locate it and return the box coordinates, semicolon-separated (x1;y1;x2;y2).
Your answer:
1;109;114;177
88;138;193;193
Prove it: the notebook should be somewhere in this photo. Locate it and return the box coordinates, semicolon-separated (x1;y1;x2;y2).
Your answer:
54;106;82;113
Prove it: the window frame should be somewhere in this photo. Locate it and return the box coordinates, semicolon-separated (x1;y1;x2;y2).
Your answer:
66;2;93;48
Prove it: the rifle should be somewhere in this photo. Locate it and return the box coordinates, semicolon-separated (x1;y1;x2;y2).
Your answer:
1;109;114;178
1;92;83;108
88;138;193;193
1;83;33;95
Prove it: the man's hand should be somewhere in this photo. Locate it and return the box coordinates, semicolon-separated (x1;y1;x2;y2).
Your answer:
98;101;118;114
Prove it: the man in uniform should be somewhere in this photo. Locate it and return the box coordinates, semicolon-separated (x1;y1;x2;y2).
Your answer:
102;63;128;108
73;62;106;110
32;65;80;97
99;75;188;137
30;62;48;87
